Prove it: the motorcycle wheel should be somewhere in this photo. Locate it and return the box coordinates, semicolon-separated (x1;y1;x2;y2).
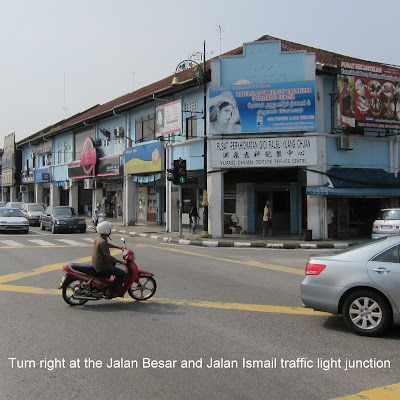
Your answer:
128;275;157;301
62;277;89;306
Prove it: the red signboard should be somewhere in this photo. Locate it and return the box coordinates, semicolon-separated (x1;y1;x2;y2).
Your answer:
338;60;400;129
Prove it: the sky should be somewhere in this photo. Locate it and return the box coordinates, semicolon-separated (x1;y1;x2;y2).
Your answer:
1;0;399;146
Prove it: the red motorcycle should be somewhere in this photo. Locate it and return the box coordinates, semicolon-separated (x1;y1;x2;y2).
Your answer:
60;239;156;306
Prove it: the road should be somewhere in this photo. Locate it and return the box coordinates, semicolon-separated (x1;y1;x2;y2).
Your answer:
0;227;399;400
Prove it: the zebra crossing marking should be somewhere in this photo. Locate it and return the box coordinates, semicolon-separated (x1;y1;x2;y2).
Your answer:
0;240;24;247
28;239;56;246
56;239;86;246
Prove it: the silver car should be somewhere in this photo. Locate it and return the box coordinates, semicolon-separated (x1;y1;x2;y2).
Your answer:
21;203;45;226
372;208;400;239
0;208;29;233
301;236;400;336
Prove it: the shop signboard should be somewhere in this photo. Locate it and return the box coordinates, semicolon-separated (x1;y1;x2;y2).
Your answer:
125;141;162;175
97;155;121;176
338;60;400;129
155;99;182;137
210;136;317;169
209;82;316;134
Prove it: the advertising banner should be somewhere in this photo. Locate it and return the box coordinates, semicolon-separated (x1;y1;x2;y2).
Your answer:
155;99;182;137
209;82;316;134
125;141;162;175
210;136;317;169
338;60;400;129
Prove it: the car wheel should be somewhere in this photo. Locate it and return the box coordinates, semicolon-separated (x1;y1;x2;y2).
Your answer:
51;223;57;234
342;290;392;336
40;221;46;230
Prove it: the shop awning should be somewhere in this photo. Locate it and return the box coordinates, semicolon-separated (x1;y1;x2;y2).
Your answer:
131;174;161;183
306;168;400;197
306;187;400;197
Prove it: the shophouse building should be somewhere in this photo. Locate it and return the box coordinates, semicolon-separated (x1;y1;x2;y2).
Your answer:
6;36;400;239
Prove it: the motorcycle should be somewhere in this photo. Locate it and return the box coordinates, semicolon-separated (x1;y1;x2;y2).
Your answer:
59;238;156;306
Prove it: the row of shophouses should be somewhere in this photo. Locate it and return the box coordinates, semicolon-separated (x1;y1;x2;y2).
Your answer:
2;35;400;239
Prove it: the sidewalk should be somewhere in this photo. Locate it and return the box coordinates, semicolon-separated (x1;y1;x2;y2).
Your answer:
86;218;367;249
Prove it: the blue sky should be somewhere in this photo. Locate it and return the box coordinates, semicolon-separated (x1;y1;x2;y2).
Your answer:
1;0;399;145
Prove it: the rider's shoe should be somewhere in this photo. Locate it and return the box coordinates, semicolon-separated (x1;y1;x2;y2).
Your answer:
105;289;118;299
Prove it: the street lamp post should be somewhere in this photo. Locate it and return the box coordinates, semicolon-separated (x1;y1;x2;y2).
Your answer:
172;40;209;238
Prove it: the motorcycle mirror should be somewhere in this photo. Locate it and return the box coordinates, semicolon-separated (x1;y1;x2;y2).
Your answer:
120;238;126;244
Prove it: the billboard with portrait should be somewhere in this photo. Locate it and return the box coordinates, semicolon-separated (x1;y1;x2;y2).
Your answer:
209;82;316;134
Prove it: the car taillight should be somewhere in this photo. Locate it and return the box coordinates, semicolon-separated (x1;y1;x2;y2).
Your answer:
305;263;326;275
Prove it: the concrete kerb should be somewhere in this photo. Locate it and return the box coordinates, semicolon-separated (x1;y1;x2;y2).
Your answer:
111;227;356;250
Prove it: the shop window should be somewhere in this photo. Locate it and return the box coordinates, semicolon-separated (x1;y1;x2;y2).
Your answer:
135;113;156;143
224;193;236;213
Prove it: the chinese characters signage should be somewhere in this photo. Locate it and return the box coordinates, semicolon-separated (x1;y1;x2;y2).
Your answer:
338;60;400;129
209;82;316;134
210;136;317;168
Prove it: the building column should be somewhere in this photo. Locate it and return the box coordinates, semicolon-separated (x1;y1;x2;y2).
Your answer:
124;177;137;226
69;182;78;210
209;170;224;238
35;183;43;204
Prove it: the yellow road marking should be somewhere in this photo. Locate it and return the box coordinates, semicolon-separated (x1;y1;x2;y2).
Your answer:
0;245;91;249
330;383;400;399
0;283;328;316
137;244;304;275
0;250;120;284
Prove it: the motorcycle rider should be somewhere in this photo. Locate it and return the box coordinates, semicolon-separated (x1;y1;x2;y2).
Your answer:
92;221;126;298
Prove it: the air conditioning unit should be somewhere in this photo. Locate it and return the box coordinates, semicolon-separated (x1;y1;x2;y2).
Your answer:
20;185;28;192
114;126;124;137
337;136;354;150
84;179;93;189
30;152;35;159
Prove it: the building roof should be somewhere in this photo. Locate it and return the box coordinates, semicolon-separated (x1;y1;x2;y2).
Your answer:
18;35;400;144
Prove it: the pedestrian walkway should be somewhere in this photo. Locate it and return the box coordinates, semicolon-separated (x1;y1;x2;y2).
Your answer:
88;218;367;249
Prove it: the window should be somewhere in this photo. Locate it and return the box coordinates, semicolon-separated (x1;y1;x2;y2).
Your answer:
186;116;197;139
372;245;400;263
135;113;156;143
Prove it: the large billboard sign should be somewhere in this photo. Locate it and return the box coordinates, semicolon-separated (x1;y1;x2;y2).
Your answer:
338;60;400;129
209;82;316;134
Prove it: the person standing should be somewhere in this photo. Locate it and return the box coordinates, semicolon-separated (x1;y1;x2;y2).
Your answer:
189;200;198;234
263;201;272;237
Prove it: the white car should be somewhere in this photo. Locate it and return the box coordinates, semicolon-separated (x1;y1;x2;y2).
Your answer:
371;208;400;239
0;208;29;233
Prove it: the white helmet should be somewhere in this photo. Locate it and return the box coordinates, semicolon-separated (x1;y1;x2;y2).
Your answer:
96;221;114;235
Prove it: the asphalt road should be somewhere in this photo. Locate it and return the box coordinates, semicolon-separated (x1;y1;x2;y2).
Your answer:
0;227;399;400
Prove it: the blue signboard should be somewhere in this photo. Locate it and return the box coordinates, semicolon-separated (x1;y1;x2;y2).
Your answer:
209;81;316;134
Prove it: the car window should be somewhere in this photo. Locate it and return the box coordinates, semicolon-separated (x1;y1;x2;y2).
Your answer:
371;245;400;263
28;205;45;211
378;210;400;220
54;208;76;216
0;209;23;217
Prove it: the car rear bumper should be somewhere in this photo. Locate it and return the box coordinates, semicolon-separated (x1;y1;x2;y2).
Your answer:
301;280;343;315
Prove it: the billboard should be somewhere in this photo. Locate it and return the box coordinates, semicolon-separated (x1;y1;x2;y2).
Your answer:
125;141;162;175
155;99;182;137
338;60;400;129
209;82;316;134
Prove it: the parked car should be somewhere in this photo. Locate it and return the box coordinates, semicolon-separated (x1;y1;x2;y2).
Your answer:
5;202;24;210
40;206;86;234
0;207;29;233
371;208;400;239
21;203;46;226
301;236;400;336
